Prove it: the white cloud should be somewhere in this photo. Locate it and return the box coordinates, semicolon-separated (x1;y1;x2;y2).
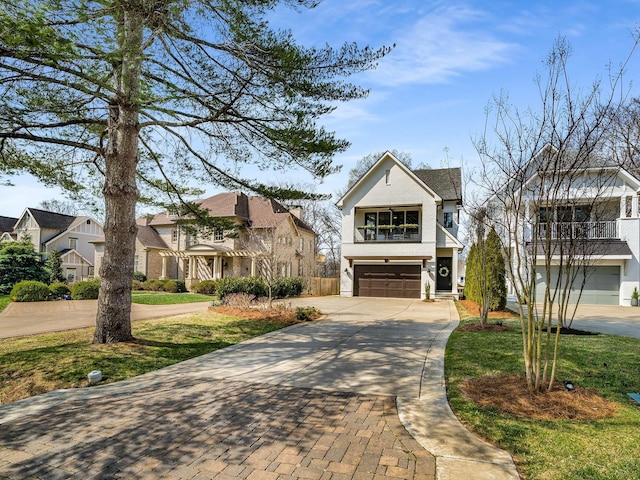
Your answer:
370;4;519;86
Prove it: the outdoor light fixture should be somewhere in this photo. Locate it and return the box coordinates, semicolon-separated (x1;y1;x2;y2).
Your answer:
563;380;575;392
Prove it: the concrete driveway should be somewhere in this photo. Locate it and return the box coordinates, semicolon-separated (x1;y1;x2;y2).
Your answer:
0;297;518;479
0;299;211;339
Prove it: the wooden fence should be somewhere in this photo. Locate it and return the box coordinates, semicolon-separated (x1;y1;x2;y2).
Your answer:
309;277;339;296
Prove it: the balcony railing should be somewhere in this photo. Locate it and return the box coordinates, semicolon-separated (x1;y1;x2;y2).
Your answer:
355;226;420;243
537;221;618;240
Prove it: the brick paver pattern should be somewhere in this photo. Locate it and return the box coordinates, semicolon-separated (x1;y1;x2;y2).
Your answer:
0;378;435;479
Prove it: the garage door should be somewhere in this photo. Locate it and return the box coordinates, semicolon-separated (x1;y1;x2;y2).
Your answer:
354;265;421;298
536;266;619;305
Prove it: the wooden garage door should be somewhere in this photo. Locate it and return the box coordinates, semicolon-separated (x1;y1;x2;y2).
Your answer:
354;265;421;298
536;266;619;305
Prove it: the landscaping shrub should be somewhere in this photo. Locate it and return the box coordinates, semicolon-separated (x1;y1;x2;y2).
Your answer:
191;280;218;295
143;279;165;291
223;293;255;308
295;306;320;321
272;277;303;298
173;280;187;293
163;280;180;293
132;279;145;291
216;276;267;300
49;282;71;298
133;271;147;282
71;279;101;300
10;280;50;302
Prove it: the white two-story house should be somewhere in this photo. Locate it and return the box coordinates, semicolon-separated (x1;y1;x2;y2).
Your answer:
493;145;640;306
337;151;464;299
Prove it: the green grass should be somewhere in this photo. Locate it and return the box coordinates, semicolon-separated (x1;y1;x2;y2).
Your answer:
0;295;9;313
447;304;640;480
0;310;297;405
130;291;213;304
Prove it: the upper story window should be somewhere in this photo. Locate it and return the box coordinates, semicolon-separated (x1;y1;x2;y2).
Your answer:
214;229;224;241
443;212;454;229
69;237;78;250
171;229;178;243
299;237;304;252
359;210;419;241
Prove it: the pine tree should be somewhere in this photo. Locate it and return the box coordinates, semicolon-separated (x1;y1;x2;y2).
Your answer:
45;250;65;284
0;241;48;294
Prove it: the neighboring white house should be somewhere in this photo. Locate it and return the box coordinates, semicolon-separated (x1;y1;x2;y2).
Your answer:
337;151;464;299
0;216;18;242
8;208;103;282
493;145;640;306
93;192;317;288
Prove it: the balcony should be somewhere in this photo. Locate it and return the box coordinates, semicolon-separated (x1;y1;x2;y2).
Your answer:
537;220;618;240
355;226;421;243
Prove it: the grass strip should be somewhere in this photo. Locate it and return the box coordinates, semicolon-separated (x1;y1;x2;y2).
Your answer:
0;310;296;405
0;295;9;313
130;292;213;305
446;303;640;480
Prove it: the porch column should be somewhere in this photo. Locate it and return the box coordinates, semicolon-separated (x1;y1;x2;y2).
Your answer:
250;256;256;276
189;256;196;280
621;195;627;218
451;248;459;296
160;256;167;280
214;256;222;280
633;195;639;218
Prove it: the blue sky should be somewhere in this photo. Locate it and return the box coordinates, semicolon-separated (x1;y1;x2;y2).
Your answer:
2;0;640;217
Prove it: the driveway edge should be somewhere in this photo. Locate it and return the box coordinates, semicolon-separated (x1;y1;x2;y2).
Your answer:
396;300;520;480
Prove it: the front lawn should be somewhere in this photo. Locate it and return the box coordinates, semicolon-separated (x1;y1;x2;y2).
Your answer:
0;295;9;313
446;303;640;479
0;310;298;405
131;291;214;305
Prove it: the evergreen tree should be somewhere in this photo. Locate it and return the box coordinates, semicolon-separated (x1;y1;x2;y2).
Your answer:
0;241;48;294
485;226;507;310
0;0;389;343
45;250;66;284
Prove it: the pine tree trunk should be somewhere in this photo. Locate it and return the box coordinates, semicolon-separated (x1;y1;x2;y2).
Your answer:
93;8;142;344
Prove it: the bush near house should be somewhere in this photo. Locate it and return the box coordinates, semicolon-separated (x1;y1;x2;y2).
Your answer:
71;279;101;300
191;280;218;295
132;271;147;282
10;280;51;302
49;282;71;298
272;277;303;298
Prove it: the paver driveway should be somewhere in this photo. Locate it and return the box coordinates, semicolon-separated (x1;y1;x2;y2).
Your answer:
0;297;518;479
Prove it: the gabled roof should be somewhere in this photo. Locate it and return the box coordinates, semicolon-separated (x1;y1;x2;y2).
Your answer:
247;196;314;233
413;168;462;203
139;192;315;234
137;225;169;249
0;216;17;233
336;151;462;208
23;208;75;230
43;216;103;247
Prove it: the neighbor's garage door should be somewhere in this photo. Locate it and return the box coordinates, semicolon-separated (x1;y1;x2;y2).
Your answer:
354;265;421;298
536;266;619;305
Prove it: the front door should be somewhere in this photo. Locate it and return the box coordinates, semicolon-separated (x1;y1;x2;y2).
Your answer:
436;257;452;291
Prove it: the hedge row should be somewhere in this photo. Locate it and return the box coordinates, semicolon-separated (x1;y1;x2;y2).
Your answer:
132;278;187;293
10;280;99;302
192;276;303;300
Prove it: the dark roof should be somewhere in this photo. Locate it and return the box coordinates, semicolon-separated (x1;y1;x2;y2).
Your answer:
27;208;75;230
412;168;462;202
0;216;17;233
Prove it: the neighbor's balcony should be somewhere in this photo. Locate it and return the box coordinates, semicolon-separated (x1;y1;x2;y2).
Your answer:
537;220;618;240
355;225;421;243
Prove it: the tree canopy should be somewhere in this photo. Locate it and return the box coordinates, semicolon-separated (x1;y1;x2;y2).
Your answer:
0;241;48;294
0;0;390;342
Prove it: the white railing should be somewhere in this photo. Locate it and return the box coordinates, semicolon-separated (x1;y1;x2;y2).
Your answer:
537;221;617;240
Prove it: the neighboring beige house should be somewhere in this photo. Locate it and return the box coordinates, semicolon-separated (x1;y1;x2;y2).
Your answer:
93;192;317;288
337;151;464;299
7;208;103;282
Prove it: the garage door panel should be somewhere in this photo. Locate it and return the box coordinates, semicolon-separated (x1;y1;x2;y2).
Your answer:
536;266;619;305
354;265;421;298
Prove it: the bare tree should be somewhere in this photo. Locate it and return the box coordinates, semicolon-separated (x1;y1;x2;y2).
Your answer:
474;36;637;392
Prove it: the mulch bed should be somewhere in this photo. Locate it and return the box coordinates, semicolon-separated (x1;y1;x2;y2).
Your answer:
460;375;617;420
458;299;518;319
208;305;322;323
